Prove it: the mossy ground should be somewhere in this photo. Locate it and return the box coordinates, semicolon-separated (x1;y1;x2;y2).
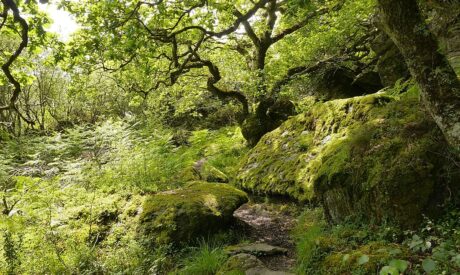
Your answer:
293;206;460;275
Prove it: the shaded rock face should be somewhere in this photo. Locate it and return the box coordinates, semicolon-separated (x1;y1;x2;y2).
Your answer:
316;67;384;99
237;88;459;227
242;99;297;147
138;182;248;245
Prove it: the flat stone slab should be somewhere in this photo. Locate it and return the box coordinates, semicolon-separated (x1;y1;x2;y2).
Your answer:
246;267;294;275
225;243;288;256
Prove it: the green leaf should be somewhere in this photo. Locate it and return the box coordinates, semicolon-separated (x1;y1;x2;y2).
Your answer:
422;258;436;274
379;266;399;275
389;259;409;272
357;255;369;265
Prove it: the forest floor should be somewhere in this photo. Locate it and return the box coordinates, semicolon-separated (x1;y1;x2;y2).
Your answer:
233;196;301;272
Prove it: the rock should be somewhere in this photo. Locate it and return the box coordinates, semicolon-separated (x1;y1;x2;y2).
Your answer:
138;182;248;245
217;253;265;275
217;253;294;275
312;67;384;100
237;88;459;227
241;98;297;147
225;243;288;256
246;267;294;275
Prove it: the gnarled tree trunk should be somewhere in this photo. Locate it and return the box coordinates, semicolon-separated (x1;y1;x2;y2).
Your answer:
377;0;460;149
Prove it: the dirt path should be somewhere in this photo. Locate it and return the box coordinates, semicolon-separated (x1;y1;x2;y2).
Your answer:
233;197;301;272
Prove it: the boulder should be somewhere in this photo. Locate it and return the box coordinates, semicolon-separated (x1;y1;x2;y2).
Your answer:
237;87;459;227
138;182;248;245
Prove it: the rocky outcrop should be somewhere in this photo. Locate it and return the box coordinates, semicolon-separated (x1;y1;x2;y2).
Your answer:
237;87;459;227
138;182;248;245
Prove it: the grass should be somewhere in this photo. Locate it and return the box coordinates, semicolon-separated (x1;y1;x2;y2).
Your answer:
0;120;246;274
174;239;228;275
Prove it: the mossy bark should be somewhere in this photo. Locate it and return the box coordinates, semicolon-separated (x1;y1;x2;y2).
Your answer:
377;0;460;149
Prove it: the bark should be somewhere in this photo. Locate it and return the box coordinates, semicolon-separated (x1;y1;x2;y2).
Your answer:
377;0;460;149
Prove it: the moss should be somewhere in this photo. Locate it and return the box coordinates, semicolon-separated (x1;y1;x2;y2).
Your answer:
320;242;408;274
216;253;264;275
238;87;459;227
181;162;229;183
138;182;248;246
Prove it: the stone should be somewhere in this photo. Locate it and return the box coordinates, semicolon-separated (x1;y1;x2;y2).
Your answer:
138;182;248;245
217;253;265;275
217;253;293;275
237;88;459;227
246;267;294;275
225;243;288;256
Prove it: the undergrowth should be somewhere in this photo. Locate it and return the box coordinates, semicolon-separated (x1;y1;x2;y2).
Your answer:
0;120;246;274
294;207;460;274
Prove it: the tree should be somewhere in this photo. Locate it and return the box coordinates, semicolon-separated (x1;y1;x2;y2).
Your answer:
1;0;55;133
62;0;353;145
377;0;460;149
0;0;30;117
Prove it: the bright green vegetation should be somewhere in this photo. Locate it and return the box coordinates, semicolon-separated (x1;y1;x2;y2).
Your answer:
293;207;460;274
1;0;460;274
238;85;459;227
0;124;247;274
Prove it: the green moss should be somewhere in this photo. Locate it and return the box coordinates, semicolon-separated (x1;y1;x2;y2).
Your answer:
321;242;408;274
216;253;264;275
138;182;248;246
238;86;458;226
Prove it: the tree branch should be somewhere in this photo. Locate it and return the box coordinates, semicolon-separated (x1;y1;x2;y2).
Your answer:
0;0;30;118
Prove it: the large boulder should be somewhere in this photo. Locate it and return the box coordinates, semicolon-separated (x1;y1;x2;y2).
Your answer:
237;87;459;227
138;182;248;245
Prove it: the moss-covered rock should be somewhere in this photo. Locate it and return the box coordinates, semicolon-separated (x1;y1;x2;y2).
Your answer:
319;242;408;274
138;182;248;246
216;253;264;275
237;88;459;227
